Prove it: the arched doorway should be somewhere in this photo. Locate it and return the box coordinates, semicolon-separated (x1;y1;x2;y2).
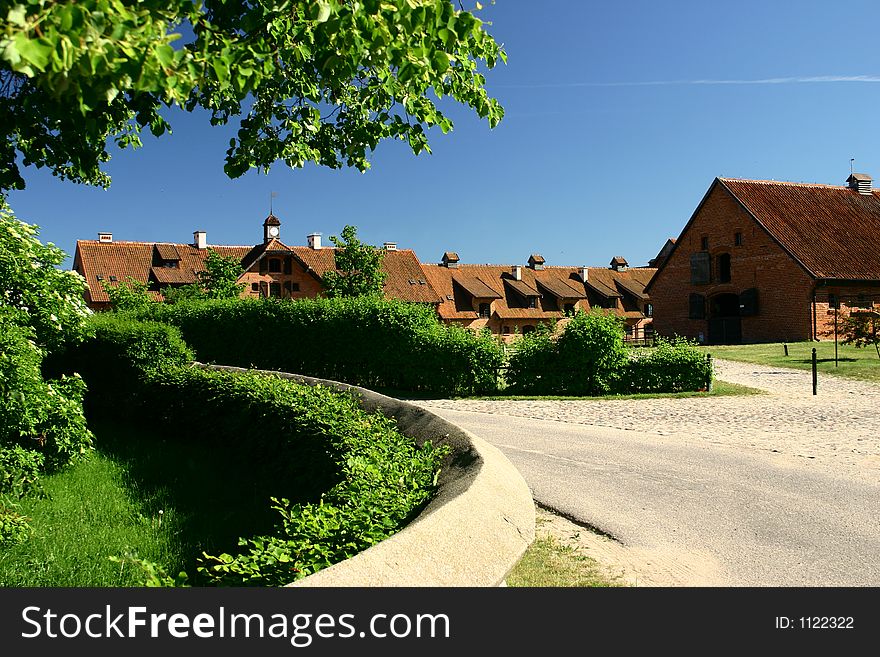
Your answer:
708;293;741;344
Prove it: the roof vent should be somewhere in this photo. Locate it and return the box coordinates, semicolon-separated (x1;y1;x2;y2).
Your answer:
98;232;113;243
847;173;873;195
610;256;628;271
442;251;460;268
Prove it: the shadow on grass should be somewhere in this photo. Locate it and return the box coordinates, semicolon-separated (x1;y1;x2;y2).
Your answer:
89;416;338;583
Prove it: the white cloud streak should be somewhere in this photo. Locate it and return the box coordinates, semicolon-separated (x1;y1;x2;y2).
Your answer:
499;75;880;89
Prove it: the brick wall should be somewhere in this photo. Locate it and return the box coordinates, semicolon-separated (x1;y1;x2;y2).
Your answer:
649;182;816;343
240;255;324;300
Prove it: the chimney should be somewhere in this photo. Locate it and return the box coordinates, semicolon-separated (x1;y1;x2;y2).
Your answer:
383;242;397;251
512;265;522;281
847;173;873;195
441;252;460;268
578;266;589;281
98;232;113;243
307;233;322;250
193;231;207;249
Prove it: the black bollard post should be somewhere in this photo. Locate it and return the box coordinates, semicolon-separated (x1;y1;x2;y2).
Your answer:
812;347;817;395
784;343;789;357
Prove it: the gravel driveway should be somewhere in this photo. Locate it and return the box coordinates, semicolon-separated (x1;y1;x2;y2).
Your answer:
415;359;880;480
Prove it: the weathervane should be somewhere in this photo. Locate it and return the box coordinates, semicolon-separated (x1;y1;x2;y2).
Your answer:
270;191;278;215
851;158;855;175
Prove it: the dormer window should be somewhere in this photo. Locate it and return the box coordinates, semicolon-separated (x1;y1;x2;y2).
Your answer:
479;302;491;318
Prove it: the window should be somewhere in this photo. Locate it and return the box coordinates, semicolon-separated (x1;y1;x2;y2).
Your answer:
718;253;731;283
283;281;292;295
564;303;576;316
734;232;743;246
283;257;292;274
605;297;617;310
502;326;511;335
739;288;758;316
259;258;267;274
828;293;839;309
688;293;706;319
690;252;712;285
645;303;653;317
479;302;491;318
270;282;281;297
527;297;537;309
700;236;709;251
522;325;536;334
291;282;300;292
251;283;259;292
268;258;281;273
259;282;268;297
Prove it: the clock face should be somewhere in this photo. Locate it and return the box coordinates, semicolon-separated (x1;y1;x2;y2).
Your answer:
268;226;279;237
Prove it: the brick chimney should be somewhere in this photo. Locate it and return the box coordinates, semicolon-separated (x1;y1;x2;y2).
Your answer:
193;231;207;249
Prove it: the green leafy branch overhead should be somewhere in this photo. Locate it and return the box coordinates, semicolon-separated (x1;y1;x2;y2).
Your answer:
0;0;506;191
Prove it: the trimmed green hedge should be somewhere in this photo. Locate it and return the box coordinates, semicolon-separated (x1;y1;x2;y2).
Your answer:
506;311;712;395
52;313;447;585
135;296;503;396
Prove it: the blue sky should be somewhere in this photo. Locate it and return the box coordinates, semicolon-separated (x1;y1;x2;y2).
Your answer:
8;0;880;270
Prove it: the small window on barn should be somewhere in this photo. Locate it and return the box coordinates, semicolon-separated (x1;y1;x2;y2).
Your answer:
522;325;536;334
479;302;491;318
527;297;537;309
689;293;706;319
259;258;267;274
268;258;281;273
645;303;654;317
701;236;709;251
251;283;259;292
502;325;511;335
291;282;300;292
270;282;281;296
283;257;292;274
564;303;576;316
718;253;731;283
690;252;712;285
739;288;758;316
735;232;743;246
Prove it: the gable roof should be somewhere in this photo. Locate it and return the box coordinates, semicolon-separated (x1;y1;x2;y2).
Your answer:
74;238;440;305
453;275;503;299
718;177;880;280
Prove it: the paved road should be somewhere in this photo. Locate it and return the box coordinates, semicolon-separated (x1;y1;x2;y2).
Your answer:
415;360;880;586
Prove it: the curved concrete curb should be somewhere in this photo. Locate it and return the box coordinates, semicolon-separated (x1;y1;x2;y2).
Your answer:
195;364;536;587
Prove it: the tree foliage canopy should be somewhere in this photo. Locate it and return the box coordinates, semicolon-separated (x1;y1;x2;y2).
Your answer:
0;0;506;192
322;224;386;297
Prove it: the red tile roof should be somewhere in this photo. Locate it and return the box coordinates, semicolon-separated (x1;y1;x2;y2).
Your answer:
74;239;440;305
719;178;880;280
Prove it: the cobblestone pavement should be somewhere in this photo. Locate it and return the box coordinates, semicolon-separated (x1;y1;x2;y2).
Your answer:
413;359;880;477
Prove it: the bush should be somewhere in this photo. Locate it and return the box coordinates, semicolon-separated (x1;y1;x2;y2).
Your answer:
50;313;448;586
506;310;627;395
0;308;93;473
0;507;32;547
137;296;503;396
621;337;713;393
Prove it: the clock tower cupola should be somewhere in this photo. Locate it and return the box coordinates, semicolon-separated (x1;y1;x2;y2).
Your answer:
263;214;281;243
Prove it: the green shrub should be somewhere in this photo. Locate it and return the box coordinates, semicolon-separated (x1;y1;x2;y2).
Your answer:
0;507;32;547
506;310;627;395
0;445;44;497
49;313;448;586
138;296;503;396
0;308;93;472
622;337;713;393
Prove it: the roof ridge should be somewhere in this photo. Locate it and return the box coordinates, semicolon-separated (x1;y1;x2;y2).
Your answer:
719;177;870;191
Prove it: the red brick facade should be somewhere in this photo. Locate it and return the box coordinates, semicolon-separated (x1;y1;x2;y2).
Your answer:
646;177;880;344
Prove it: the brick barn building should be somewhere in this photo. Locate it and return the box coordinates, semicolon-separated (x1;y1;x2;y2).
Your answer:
72;215;441;310
645;175;880;344
420;253;656;343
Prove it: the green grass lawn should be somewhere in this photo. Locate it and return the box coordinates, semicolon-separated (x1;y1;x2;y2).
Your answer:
0;419;289;587
700;341;880;384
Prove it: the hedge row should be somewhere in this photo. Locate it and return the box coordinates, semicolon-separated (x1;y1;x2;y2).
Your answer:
136;297;504;396
506;311;712;395
52;314;447;586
